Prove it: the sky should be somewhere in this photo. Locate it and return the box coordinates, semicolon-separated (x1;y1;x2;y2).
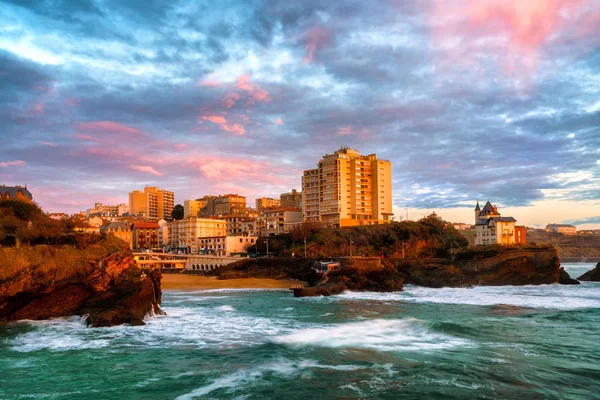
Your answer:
1;0;599;228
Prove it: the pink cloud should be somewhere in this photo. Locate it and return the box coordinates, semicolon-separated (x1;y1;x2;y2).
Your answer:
197;79;220;87
73;134;99;142
202;115;228;124
0;160;26;168
74;121;145;136
200;114;246;135
191;158;267;180
235;74;271;104
223;92;240;108
302;26;332;64
274;118;283;125
41;141;57;147
221;123;245;135
431;0;600;87
130;165;163;176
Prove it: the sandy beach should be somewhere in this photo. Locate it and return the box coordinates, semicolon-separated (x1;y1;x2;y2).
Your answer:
161;274;307;291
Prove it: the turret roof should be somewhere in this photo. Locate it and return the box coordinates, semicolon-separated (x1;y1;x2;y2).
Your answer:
480;200;496;214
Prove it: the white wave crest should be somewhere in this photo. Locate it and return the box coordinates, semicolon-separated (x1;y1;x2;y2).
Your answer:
335;283;600;310
215;305;236;312
272;318;471;351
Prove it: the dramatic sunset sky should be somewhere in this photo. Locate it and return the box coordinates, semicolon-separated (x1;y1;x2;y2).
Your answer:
1;0;599;227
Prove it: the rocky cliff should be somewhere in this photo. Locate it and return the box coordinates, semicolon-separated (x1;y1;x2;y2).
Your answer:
0;236;163;327
389;247;561;287
577;262;600;281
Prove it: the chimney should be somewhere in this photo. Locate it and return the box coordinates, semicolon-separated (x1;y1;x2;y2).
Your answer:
493;206;498;213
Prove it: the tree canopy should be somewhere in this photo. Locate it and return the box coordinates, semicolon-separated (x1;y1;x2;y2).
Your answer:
171;204;184;220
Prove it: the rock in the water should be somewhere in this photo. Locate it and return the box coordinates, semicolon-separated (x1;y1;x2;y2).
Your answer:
0;236;163;327
577;262;600;281
558;267;580;285
292;265;404;297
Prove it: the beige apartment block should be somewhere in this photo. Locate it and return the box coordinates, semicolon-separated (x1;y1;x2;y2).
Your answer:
184;199;205;218
261;207;303;236
280;189;303;208
195;194;246;217
255;197;281;211
198;236;258;256
129;186;174;221
214;194;246;216
168;217;227;253
302;147;393;227
86;203;129;218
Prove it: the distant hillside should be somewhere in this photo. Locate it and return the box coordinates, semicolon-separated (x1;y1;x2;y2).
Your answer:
527;230;600;261
458;228;600;261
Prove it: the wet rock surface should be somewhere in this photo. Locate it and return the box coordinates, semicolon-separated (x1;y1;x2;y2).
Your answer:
559;267;580;285
577;262;600;282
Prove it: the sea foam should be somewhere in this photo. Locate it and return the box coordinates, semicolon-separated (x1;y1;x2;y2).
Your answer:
334;283;600;310
272;318;472;351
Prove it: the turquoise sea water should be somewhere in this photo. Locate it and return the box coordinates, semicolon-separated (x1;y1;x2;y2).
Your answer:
1;263;599;399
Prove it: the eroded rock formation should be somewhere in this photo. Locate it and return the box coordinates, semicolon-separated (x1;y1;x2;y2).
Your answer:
0;236;163;327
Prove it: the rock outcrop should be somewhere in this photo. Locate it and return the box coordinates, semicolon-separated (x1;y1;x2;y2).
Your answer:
211;247;561;295
390;247;561;288
577;262;600;281
0;236;163;327
291;265;404;297
558;267;580;285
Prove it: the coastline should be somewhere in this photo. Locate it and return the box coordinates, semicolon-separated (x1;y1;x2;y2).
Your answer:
161;274;307;291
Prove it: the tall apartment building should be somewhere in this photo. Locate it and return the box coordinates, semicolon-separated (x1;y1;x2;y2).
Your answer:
302;147;393;227
280;189;302;208
129;186;174;221
255;197;281;211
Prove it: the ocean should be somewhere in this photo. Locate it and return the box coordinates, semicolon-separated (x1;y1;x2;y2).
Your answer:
1;263;599;399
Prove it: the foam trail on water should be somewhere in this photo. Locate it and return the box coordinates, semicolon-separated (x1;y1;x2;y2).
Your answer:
335;283;600;310
272;318;471;351
175;359;389;399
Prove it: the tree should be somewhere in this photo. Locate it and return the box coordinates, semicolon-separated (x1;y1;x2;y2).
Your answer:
171;204;184;220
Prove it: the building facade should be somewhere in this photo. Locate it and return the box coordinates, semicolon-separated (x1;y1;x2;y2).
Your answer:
105;222;133;249
131;222;160;250
261;208;304;236
198;236;258;256
546;224;577;235
168;217;227;253
475;201;520;246
302;147;393;227
1;185;33;202
255;197;281;211
86;203;129;218
129;186;174;221
280;189;303;208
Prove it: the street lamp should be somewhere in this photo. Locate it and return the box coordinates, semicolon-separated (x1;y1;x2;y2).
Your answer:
304;237;307;258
